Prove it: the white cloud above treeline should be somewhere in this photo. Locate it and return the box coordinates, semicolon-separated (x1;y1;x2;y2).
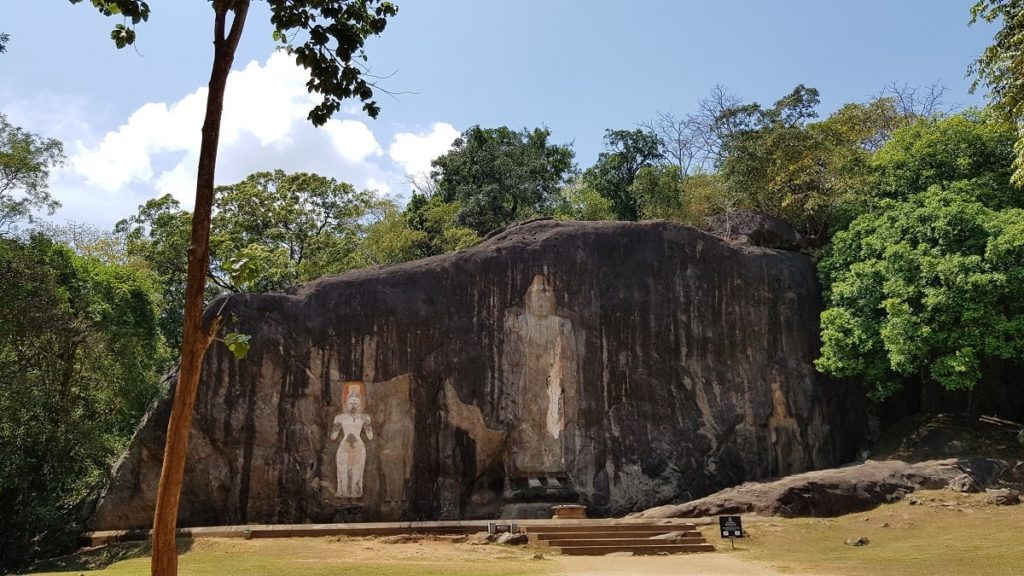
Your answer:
388;122;461;180
9;52;463;228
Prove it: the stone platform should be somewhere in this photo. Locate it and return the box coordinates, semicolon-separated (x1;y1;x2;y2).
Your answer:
524;523;715;555
81;518;709;548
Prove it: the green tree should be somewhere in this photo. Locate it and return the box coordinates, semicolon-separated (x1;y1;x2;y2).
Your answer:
115;196;194;351
212;170;380;290
583;129;663;221
716;86;896;241
554;178;615;221
816;184;1024;404
870;110;1020;208
117;172;388;347
0;234;166;569
430;125;575;235
71;2;398;571
36;221;138;266
401;192;480;256
678;173;738;226
0;114;65;235
970;0;1024;184
350;199;428;266
631;164;687;221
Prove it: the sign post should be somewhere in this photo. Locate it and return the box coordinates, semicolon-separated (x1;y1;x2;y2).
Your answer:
719;515;743;549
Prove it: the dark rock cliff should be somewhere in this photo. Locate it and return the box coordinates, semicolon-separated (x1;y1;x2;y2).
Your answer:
89;220;861;529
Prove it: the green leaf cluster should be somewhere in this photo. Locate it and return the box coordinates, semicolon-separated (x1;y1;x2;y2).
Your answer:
211;169;381;289
818;185;1024;398
970;0;1024;185
0;114;65;235
430;126;575;235
554;179;615;221
0;234;167;567
870;109;1020;208
268;0;399;123
349;193;480;266
581;129;663;221
817;111;1024;400
68;0;150;48
715;86;887;241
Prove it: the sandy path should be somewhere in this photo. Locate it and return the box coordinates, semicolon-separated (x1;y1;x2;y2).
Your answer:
548;553;800;576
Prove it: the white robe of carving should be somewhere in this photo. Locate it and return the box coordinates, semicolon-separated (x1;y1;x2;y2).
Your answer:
331;412;373;498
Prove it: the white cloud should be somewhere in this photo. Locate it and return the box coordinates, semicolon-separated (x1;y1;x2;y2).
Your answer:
364;177;392;196
70;94;205;191
58;51;396;219
323;119;383;163
12;51;455;227
0;91;95;143
219;55;315;147
388;122;460;178
154;158;197;203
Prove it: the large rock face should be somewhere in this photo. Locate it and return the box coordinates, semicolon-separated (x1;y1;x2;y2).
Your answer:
89;220;859;530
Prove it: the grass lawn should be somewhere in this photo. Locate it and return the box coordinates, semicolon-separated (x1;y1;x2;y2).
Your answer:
716;489;1024;576
26;490;1024;576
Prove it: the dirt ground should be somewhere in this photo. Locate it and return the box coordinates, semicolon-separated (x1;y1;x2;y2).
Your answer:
548;554;790;576
28;488;1024;576
29;535;791;576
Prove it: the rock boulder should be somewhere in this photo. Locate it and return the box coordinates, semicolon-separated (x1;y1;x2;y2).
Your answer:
89;220;858;529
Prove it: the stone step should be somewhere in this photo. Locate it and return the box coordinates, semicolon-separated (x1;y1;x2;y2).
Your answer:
553;542;716;555
524;523;696;534
545;536;709;547
533;530;703;542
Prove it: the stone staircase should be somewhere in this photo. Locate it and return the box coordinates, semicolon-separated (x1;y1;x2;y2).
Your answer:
524;522;715;556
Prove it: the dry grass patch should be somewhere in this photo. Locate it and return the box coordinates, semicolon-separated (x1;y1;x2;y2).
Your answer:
27;535;551;576
711;489;1024;576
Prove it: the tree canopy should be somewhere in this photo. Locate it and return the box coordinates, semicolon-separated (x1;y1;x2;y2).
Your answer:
869;109;1019;207
970;0;1024;184
430;125;575;235
816;110;1024;405
0;114;65;235
817;184;1024;400
211;170;381;290
715;86;873;240
0;234;166;567
583;129;663;221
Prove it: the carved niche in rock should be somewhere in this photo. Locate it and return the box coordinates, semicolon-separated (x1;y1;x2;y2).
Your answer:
502;274;580;477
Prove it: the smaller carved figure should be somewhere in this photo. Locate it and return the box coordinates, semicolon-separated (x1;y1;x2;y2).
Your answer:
331;382;373;498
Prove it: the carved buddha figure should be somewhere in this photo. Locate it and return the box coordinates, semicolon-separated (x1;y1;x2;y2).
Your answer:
504;274;578;475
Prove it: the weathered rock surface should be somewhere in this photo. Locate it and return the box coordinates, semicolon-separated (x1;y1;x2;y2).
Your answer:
986;488;1021;506
632;457;1019;519
89;220;858;530
703;211;805;251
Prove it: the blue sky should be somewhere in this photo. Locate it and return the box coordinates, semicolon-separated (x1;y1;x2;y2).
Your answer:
1;1;997;229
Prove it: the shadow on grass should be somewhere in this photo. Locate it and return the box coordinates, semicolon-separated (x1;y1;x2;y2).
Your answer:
25;539;193;574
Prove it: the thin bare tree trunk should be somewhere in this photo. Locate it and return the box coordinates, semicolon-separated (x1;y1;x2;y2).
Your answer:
151;2;249;574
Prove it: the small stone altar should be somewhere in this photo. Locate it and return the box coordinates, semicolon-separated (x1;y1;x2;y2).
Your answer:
87;220;861;530
551;504;587;520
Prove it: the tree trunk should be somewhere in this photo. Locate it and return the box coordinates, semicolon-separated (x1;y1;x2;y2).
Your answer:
151;3;249;575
